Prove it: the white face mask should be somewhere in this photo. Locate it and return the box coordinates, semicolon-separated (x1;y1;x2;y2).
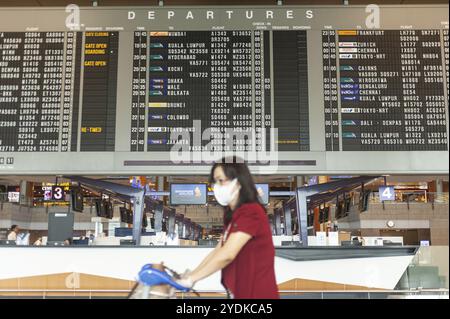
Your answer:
213;178;240;206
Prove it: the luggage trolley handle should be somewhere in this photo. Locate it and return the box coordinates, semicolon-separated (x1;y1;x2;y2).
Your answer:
159;264;201;297
139;263;190;290
128;263;199;298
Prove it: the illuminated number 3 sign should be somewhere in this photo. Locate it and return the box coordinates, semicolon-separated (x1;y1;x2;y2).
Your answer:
52;186;65;201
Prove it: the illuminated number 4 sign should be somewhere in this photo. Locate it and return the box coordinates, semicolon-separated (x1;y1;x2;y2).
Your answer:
379;186;395;201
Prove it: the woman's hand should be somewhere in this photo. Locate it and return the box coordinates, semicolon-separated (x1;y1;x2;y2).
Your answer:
181;268;191;278
175;274;195;289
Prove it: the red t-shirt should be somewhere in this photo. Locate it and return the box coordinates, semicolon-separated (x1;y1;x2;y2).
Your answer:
221;202;279;299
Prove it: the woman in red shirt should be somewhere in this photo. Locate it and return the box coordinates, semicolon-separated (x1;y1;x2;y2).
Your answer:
177;157;279;299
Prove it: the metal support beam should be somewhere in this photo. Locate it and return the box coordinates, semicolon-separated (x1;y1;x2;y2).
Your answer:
436;178;443;195
274;208;282;235
296;190;312;246
132;189;145;245
167;208;176;236
283;203;292;236
296;176;306;188
153;202;164;232
157;176;165;202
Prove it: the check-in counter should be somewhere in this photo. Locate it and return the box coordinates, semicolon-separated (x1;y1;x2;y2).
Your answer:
0;246;418;297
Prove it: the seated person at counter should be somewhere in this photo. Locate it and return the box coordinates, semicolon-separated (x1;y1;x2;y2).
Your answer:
33;237;43;246
176;157;279;299
64;238;73;246
7;225;19;241
352;236;365;246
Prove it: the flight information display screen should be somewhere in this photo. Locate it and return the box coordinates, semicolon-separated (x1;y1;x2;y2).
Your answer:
0;31;118;152
0;31;69;152
323;29;447;151
137;30;309;153
0;6;448;175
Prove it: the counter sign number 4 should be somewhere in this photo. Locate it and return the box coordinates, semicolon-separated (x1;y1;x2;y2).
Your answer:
379;186;395;201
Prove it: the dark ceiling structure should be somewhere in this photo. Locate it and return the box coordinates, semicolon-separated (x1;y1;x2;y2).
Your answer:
0;0;448;6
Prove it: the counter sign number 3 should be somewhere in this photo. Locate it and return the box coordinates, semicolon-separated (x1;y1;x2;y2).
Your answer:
379;186;395;201
52;186;65;201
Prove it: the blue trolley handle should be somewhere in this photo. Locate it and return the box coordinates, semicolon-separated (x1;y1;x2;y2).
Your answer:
137;264;192;292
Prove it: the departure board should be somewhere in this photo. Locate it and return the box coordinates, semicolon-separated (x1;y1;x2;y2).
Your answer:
324;30;448;151
444;29;449;107
0;6;448;175
139;30;309;152
0;32;67;152
79;31;119;151
146;30;257;152
0;31;119;153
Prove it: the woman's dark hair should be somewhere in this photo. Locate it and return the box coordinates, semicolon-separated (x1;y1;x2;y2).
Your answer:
10;225;18;231
209;156;264;225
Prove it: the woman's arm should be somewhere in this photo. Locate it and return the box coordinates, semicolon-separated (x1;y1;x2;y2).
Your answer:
188;232;252;283
190;238;222;274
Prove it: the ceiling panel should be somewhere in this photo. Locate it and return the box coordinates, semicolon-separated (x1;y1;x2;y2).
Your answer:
0;0;41;6
0;0;447;6
163;0;279;5
37;0;93;5
402;0;448;3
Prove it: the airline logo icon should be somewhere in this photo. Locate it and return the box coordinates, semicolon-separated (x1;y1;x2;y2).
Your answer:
149;66;166;72
341;90;359;95
149;115;165;120
339;48;358;53
338;30;358;36
148;127;167;133
340;77;355;83
340;65;355;71
150;79;165;84
339;54;358;59
149;43;164;48
150;54;164;60
150;32;169;37
148;139;167;145
342;132;358;138
339;42;358;47
340;83;359;89
149;103;168;108
341;108;360;113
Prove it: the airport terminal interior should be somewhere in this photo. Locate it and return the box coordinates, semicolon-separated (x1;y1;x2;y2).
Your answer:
0;0;449;300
